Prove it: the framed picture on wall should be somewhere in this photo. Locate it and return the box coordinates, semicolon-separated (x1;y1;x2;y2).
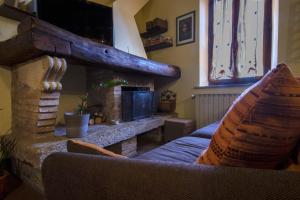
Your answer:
176;11;195;46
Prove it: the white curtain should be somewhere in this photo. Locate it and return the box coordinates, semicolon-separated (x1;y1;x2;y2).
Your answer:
210;0;266;81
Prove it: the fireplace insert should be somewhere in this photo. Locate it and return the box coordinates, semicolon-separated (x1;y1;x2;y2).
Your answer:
122;87;157;122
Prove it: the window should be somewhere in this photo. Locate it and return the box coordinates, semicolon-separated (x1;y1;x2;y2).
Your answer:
208;0;272;85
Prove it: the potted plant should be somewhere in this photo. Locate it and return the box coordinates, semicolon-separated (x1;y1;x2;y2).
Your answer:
64;93;90;138
95;79;128;89
0;136;16;199
64;79;128;138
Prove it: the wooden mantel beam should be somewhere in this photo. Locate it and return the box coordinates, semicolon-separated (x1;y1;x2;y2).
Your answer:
0;8;181;78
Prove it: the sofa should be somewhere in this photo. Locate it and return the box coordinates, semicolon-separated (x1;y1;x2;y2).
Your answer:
42;122;300;200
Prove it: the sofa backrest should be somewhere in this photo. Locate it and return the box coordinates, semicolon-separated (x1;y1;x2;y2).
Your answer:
42;152;300;200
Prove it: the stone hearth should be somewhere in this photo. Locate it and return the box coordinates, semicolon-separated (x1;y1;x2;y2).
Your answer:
10;114;174;193
5;54;174;193
6;49;176;197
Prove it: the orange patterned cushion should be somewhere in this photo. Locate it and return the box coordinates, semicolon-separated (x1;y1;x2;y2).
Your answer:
198;64;300;169
67;140;127;158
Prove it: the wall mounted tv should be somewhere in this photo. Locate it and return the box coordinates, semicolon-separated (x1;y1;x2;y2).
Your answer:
35;0;113;46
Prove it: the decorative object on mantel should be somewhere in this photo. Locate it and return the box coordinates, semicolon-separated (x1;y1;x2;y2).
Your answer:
64;94;90;138
0;136;16;199
176;11;195;46
158;90;176;113
140;18;173;52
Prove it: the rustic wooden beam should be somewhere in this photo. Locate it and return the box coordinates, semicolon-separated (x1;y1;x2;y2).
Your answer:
0;13;181;78
0;31;44;64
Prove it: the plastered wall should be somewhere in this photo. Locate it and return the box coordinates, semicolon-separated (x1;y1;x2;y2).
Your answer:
135;0;199;120
136;0;299;120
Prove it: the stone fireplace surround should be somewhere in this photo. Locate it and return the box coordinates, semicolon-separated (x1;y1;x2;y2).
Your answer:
87;68;155;123
0;6;181;193
9;56;175;193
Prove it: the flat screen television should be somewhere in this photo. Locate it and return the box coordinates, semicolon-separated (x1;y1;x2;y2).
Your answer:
32;0;113;46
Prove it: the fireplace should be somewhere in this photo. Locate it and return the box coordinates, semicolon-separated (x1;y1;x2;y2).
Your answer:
0;2;181;191
87;68;157;123
122;87;156;122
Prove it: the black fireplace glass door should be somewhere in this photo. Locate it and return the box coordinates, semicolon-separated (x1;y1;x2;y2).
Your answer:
132;91;153;120
122;90;154;122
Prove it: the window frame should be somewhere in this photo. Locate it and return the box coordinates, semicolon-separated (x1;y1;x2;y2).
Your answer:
208;0;273;85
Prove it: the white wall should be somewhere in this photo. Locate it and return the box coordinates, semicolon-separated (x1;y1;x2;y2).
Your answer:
113;0;148;58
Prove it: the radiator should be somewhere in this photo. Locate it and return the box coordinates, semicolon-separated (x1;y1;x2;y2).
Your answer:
195;93;240;128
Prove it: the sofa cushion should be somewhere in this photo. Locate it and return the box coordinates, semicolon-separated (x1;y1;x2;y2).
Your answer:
198;64;300;169
190;121;220;139
67;140;127;158
136;136;210;164
286;163;300;172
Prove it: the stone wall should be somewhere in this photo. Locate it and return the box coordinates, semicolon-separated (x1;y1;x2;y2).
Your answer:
87;68;154;122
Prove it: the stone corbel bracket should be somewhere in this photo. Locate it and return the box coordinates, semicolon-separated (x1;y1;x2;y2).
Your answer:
42;57;67;92
12;56;67;135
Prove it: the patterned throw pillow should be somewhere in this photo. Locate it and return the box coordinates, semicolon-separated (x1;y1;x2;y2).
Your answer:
67;140;127;158
198;64;300;169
